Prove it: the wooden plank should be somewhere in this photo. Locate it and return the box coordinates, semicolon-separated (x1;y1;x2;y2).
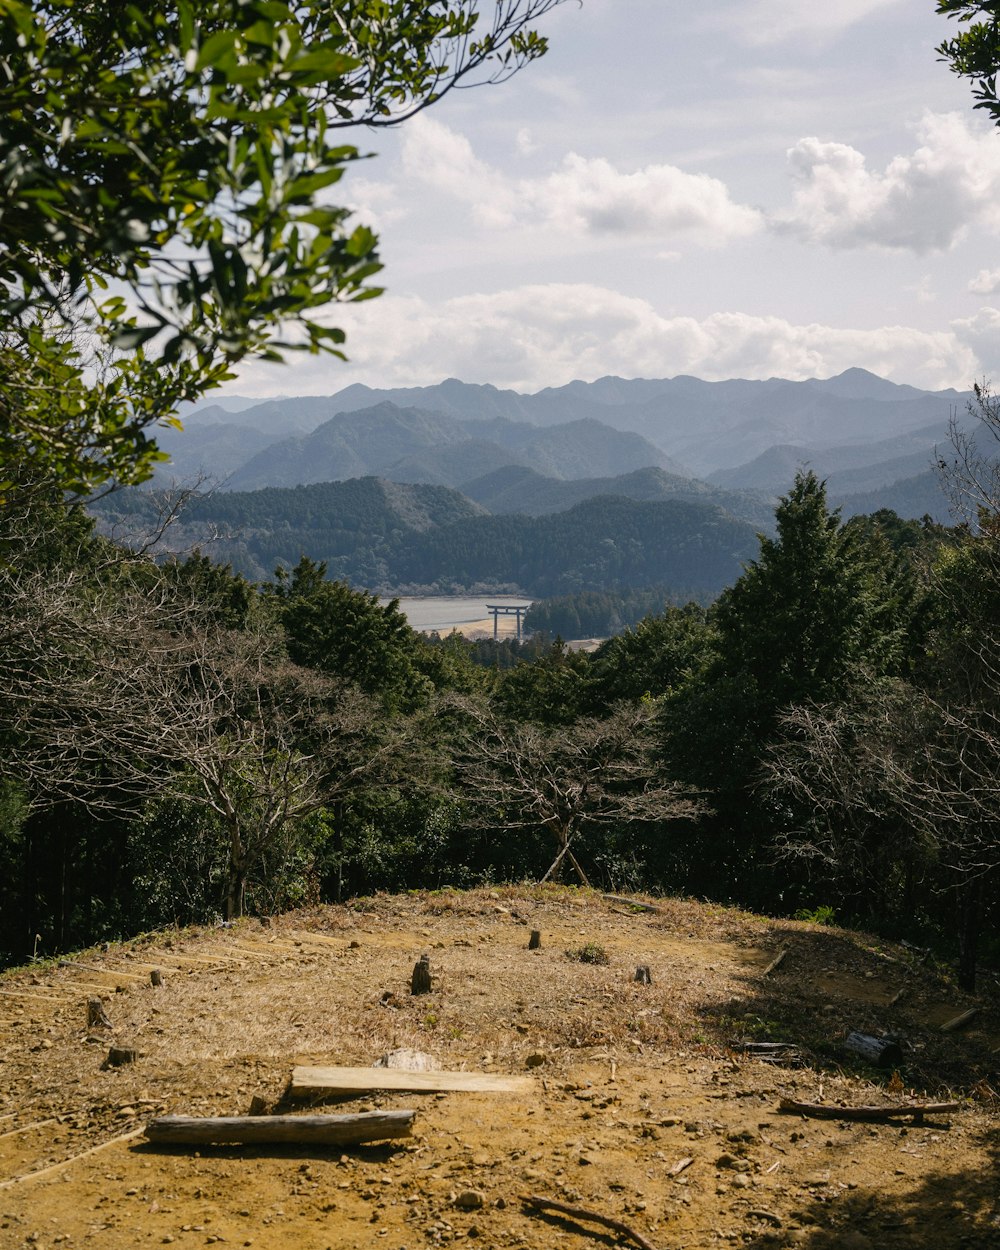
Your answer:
144;1110;414;1146
290;1065;534;1097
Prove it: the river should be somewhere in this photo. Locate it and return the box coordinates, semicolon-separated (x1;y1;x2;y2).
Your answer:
381;594;533;638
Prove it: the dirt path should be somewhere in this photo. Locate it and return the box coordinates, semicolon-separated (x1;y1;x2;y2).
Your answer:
1;888;997;1249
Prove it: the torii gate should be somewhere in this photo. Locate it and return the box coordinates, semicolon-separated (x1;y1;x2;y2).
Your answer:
486;603;530;641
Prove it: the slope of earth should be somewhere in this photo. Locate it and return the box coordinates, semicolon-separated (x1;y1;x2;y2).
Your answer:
1;888;998;1250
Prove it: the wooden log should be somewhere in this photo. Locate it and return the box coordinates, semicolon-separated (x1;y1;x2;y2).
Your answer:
290;1065;534;1098
844;1031;903;1068
528;930;541;950
144;1110;415;1146
520;1193;661;1250
410;953;432;995
941;1007;979;1033
87;997;112;1030
634;965;652;985
150;969;163;987
779;1097;959;1123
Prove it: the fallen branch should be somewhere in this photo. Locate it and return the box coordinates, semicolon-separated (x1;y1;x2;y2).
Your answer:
600;894;660;913
59;959;145;980
0;1128;144;1190
0;1118;58;1142
779;1097;959;1123
520;1193;660;1250
733;1041;799;1052
668;1156;693;1176
762;949;787;977
941;1008;979;1033
0;988;70;1003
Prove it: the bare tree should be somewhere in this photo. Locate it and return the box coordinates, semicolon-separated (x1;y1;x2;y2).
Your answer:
449;698;698;886
0;561;394;918
937;380;1000;525
764;676;1000;990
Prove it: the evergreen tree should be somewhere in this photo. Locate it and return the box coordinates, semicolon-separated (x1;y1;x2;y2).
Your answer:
662;472;912;904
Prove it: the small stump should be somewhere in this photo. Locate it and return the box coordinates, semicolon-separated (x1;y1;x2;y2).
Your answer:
102;1046;138;1070
411;953;432;995
87;997;112;1030
150;969;164;987
634;965;652;985
528;930;541;951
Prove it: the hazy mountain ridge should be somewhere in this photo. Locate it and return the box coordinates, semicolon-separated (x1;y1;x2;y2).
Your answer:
461;464;776;528
219;403;681;492
168;369;962;494
137;371;965;584
707;420;949;491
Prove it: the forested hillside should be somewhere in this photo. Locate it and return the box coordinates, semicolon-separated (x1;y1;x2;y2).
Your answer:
95;479;761;594
6;459;1000;995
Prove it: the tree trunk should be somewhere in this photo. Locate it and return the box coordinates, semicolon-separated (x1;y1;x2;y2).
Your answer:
220;816;248;920
223;861;246;921
957;874;981;993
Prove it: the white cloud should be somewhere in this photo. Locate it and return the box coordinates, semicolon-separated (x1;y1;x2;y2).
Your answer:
526;153;762;240
515;127;538;156
231;284;980;396
969;268;1000;296
951;306;1000;375
400;117;514;229
773;112;1000;253
724;0;905;46
401;117;762;243
342;176;408;233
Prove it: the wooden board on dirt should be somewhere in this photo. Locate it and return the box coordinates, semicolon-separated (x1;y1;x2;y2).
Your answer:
290;1065;534;1097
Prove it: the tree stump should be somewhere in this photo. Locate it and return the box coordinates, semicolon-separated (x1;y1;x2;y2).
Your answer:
634;965;652;985
528;930;541;950
411;953;432;995
150;969;163;987
87;998;112;1030
103;1047;138;1069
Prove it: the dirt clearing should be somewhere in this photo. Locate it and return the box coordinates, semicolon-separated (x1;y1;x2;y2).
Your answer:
1;887;998;1249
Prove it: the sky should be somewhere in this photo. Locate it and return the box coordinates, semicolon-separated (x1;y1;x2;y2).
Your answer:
229;0;1000;398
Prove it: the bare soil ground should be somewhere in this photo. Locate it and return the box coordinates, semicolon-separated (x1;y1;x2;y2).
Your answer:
1;886;998;1250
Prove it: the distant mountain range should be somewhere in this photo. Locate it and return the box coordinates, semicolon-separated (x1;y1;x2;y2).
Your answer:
109;368;974;597
167;367;964;519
